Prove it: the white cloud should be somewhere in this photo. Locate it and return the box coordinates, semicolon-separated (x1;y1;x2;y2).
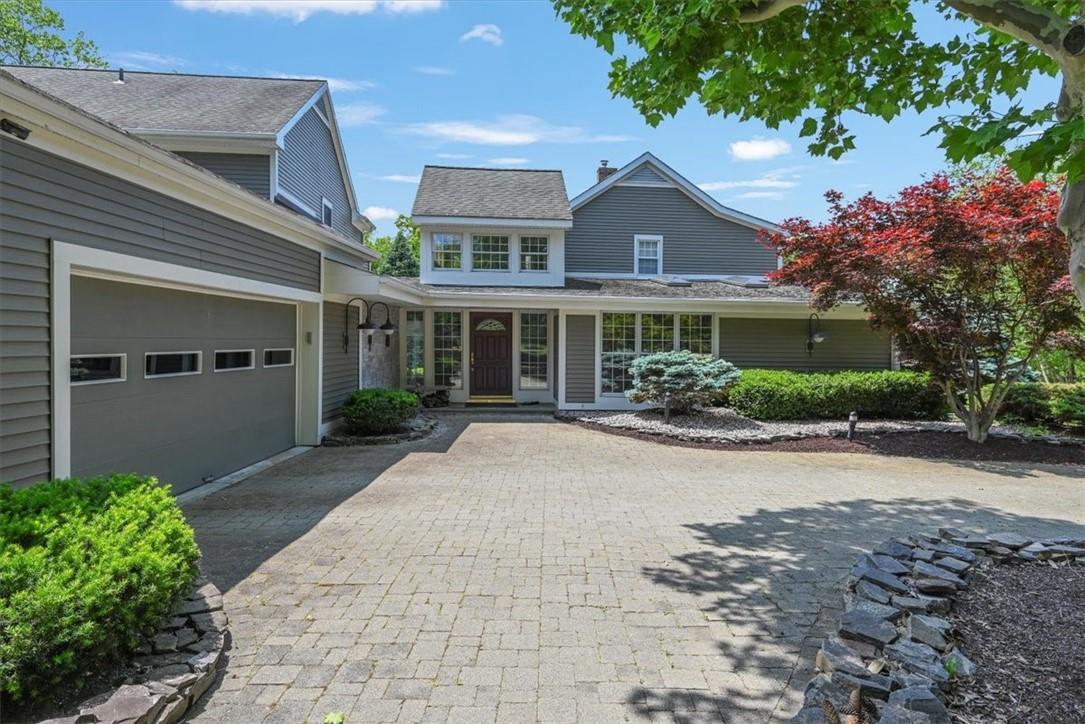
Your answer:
698;167;801;193
460;23;503;46
108;50;187;70
735;191;786;200
272;73;375;92
401;114;633;146
363;206;400;221
337;102;386;126
436;152;472;159
378;174;421;183
487;157;529;166
415;65;454;76
174;0;443;23
729;137;791;161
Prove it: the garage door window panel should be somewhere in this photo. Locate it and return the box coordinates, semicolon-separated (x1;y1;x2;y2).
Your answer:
263;348;295;368
214;349;255;372
145;351;202;378
71;354;126;385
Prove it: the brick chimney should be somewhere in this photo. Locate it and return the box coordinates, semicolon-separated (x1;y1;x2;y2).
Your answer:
596;160;618;183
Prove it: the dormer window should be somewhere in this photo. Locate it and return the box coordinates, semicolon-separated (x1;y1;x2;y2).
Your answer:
635;235;662;276
471;235;509;271
433;232;463;269
321;198;333;226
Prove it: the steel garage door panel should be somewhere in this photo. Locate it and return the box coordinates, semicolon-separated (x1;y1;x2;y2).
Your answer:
70;276;296;493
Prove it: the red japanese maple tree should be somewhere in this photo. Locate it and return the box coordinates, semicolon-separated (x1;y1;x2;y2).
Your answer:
767;170;1078;442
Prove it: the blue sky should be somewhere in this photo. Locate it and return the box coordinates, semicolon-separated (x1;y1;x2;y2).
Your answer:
57;0;1058;237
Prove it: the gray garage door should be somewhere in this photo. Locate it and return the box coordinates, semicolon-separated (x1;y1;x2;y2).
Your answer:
70;276;296;493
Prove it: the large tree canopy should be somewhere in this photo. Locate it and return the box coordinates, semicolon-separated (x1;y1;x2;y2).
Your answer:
767;171;1077;442
0;0;104;67
553;0;1085;303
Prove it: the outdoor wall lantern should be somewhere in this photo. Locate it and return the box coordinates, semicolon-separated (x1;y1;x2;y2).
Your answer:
806;313;827;356
343;298;396;353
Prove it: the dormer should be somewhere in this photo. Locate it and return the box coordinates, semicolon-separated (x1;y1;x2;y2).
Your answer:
411;166;573;287
2;66;373;243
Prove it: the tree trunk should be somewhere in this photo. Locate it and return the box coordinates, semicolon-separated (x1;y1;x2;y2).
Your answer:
1062;178;1085;308
964;414;989;443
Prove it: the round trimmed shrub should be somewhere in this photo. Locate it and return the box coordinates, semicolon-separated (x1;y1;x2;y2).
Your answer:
627;351;741;420
725;369;947;421
0;474;200;702
341;388;421;435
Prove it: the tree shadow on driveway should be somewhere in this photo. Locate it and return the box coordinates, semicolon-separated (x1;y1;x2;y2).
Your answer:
629;497;1085;723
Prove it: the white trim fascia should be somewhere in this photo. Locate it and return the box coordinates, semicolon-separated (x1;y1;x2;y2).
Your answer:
0;75;378;262
413;215;573;230
278;187;320;218
275;84;328;149
413;289;850;313
569;151;782;233
270;147;280;200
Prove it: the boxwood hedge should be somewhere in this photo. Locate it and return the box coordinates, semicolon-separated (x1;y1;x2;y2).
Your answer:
999;383;1085;431
341;388;420;436
724;369;947;421
0;474;199;701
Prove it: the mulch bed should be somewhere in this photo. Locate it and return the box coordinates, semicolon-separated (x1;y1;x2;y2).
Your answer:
563;419;1085;465
948;562;1085;723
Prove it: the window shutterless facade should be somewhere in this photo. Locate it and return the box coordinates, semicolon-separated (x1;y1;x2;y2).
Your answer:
263;348;295;367
601;312;716;394
519;312;548;389
471;235;509;271
214;349;255;372
433;311;463;388
70;353;126;385
635;235;662;276
405;310;425;387
519;236;549;271
145;351;202;378
432;233;463;269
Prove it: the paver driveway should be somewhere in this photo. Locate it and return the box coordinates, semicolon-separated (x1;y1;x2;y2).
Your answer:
182;414;1085;724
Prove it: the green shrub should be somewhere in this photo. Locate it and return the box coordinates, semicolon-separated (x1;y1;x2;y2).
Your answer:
341;388;420;435
725;369;947;421
1050;386;1085;430
0;474;199;701
627;351;741;420
1001;382;1085;431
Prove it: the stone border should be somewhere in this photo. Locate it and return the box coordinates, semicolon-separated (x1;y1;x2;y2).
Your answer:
558;411;1085;448
791;530;1085;723
41;579;229;724
322;415;440;447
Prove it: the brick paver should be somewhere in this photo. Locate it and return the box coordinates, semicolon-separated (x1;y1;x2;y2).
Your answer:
182;414;1085;723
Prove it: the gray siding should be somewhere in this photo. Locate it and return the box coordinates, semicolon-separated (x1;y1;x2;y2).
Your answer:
279;106;358;241
719;318;891;371
176;151;271;198
626;165;668;185
0;138;320;487
564;315;596;404
322;301;360;423
70;277;296;494
566;185;777;276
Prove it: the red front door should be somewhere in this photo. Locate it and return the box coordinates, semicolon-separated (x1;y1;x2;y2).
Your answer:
470;312;512;396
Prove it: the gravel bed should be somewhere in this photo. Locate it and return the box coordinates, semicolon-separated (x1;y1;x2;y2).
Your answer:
559;407;1081;446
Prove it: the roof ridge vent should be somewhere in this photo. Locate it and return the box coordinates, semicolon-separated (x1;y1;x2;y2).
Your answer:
651;274;692;287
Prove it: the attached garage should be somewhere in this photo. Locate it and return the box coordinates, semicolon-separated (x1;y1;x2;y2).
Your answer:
69;276;297;493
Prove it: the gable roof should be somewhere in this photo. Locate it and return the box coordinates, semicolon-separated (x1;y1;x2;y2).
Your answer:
2;66;324;135
570;152;782;233
412;166;573;222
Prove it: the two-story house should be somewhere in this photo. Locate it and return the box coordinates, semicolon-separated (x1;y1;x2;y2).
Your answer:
382;152;892;409
0;67;407;492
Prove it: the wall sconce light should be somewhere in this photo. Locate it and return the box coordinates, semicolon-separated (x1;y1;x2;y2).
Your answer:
343;298;396;353
806;313;826;356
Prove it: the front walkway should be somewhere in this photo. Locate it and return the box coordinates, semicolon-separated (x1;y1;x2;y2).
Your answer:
182;415;1085;723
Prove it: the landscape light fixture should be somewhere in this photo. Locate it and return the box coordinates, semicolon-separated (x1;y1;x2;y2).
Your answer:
343;298;396;353
806;313;826;356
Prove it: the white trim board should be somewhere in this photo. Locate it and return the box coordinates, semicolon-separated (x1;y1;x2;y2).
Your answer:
413;215;573;230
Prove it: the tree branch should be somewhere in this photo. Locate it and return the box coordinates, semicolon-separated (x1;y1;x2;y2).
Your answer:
942;0;1071;61
736;0;812;23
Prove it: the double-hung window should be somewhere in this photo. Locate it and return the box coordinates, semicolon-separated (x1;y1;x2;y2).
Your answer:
635;235;662;276
471;235;509;271
432;233;463;269
519;236;549;271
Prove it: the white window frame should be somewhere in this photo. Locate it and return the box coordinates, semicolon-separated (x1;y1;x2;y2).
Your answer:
470;234;511;272
519;235;550;272
145;350;203;379
321;197;334;226
213;348;256;373
432;232;464;270
70;353;127;386
598;311;715;397
634;234;663;277
263;348;295;368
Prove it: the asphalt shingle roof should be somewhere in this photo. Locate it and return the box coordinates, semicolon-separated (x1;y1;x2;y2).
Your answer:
2;66;323;134
394;277;811;302
412;166;573;221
